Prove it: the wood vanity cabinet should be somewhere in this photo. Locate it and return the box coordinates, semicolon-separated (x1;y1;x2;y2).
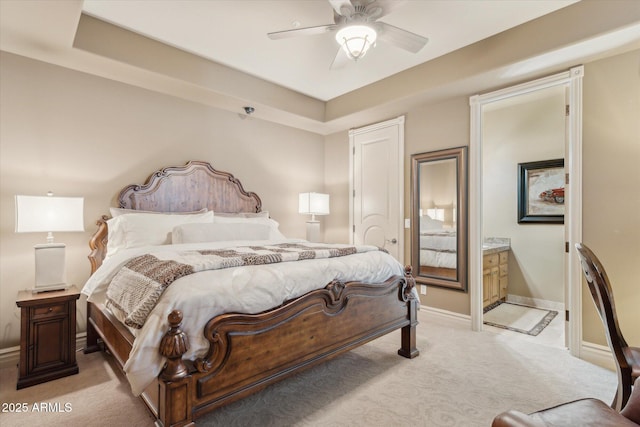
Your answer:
16;286;80;389
483;250;509;308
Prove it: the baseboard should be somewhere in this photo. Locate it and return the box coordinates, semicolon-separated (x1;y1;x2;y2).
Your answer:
420;305;471;325
0;345;19;369
580;341;615;371
506;294;564;312
0;333;87;369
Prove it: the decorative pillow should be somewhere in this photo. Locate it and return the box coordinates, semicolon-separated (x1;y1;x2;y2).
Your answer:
106;210;214;256
212;215;288;240
172;223;272;244
110;207;207;217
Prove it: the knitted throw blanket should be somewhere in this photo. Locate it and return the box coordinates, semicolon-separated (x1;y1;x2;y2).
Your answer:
106;243;383;329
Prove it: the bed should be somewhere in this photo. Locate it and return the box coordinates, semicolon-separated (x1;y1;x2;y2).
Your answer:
82;160;419;427
418;216;457;279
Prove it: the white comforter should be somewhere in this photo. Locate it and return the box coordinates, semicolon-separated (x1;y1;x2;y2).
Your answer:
82;238;407;395
420;230;456;251
420;248;457;268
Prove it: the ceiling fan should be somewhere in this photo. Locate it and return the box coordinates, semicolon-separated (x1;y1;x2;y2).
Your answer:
267;0;428;68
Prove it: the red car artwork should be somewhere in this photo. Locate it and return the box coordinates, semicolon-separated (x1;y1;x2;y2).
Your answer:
539;187;564;204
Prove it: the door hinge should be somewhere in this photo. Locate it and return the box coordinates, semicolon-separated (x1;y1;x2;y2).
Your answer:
565;105;570;116
565;173;569;185
565;310;570;321
565;241;569;253
353;189;355;198
353;225;355;232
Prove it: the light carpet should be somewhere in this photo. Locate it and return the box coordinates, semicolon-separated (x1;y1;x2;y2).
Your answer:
483;302;558;336
0;310;614;427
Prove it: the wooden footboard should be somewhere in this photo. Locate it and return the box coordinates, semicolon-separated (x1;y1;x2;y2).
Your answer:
86;268;418;427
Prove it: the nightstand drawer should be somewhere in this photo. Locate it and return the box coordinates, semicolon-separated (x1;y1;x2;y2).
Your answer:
33;303;67;318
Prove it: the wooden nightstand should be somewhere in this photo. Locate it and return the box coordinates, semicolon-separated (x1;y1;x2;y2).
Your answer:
16;286;80;389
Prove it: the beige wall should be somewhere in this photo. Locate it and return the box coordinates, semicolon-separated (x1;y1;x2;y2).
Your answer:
483;87;566;303
1;45;637;354
582;49;640;346
0;52;325;349
323;131;350;245
325;50;639;344
404;97;472;311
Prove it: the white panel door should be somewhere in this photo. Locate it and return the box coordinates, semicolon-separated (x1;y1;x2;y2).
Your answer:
350;117;404;261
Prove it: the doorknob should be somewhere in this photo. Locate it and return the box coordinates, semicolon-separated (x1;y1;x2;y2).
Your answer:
387;238;398;244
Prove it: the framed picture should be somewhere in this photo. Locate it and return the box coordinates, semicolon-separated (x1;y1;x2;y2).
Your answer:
517;159;564;224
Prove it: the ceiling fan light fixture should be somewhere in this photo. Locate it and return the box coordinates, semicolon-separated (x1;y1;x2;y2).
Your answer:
335;24;377;60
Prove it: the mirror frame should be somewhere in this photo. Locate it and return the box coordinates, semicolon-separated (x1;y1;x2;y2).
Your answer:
411;146;468;292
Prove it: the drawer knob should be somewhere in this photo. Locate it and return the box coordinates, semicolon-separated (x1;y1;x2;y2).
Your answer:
48;307;53;312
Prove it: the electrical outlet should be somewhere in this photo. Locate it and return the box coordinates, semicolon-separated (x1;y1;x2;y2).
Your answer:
420;285;427;295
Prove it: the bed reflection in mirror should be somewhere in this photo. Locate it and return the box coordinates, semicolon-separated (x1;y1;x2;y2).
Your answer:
411;147;467;292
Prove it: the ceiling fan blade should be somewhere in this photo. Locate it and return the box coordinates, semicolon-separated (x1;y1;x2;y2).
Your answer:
268;24;336;40
375;22;428;53
330;47;350;69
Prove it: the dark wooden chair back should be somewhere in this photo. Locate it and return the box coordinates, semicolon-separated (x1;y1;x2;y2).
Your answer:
575;243;638;411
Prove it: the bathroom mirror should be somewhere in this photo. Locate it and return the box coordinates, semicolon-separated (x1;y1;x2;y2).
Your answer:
411;147;468;291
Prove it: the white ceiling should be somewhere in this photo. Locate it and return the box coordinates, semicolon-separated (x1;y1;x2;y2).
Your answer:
81;0;579;101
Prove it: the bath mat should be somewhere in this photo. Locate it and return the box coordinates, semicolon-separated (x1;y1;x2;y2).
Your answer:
483;301;558;336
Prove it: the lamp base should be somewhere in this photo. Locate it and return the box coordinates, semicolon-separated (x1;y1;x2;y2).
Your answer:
305;221;321;243
34;243;67;292
31;284;70;294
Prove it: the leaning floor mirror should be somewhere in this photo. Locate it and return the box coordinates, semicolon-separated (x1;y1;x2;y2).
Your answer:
411;146;468;291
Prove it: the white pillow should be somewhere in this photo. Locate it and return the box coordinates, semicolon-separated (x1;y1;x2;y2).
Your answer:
172;223;272;244
212;215;287;240
106;210;214;256
214;211;269;218
420;215;444;232
110;207;207;217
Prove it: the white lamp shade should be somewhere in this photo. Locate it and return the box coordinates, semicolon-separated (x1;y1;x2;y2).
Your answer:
15;195;85;233
335;25;377;60
298;192;330;216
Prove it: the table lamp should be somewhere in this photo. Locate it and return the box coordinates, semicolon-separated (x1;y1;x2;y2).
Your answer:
15;193;84;292
298;192;329;242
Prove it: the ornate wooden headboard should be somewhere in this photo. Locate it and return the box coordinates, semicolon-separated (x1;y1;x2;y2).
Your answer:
88;160;262;273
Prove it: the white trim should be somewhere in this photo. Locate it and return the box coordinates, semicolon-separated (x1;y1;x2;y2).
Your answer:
469;95;483;332
581;341;615;372
506;295;565;312
566;65;584;358
469;67;584;354
0;345;20;369
349;116;405;261
420;305;472;325
348;131;354;245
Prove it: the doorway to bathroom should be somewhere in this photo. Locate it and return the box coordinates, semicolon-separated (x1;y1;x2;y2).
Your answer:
469;67;584;355
481;85;567;348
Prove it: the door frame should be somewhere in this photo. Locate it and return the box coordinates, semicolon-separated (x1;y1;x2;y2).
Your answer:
469;66;584;356
349;116;405;262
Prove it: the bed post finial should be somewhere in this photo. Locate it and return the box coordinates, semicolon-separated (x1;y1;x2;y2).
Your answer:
160;310;190;381
398;265;419;359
